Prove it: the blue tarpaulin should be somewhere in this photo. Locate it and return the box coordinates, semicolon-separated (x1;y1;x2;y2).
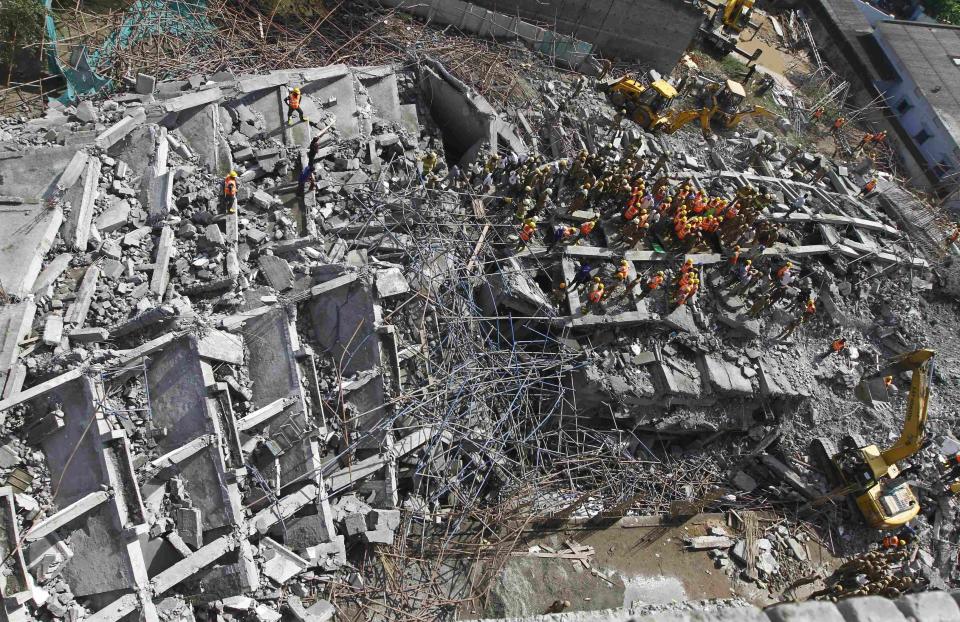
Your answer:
44;0;213;103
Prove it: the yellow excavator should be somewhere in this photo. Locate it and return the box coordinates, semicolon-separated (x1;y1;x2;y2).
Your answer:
811;349;935;529
700;0;761;57
605;78;679;132
666;80;775;134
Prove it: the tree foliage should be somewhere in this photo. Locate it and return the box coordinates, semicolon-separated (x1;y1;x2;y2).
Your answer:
925;0;960;25
0;0;46;64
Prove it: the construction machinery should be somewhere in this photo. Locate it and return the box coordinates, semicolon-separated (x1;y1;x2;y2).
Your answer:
605;78;679;133
811;349;935;529
699;0;762;58
666;79;775;134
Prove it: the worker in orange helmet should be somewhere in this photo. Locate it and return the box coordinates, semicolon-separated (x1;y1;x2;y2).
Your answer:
858;178;878;197
285;87;307;125
222;170;239;214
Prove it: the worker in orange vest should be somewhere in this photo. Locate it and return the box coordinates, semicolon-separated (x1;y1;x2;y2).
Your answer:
285;87;307;125
874;131;887;144
831;116;846;133
579;217;598;240
222;170;239;214
614;260;629;282
516;220;536;250
829;337;847;355
728;245;741;269
584;277;605;313
856;133;874;151
812;107;824;121
858;178;877;197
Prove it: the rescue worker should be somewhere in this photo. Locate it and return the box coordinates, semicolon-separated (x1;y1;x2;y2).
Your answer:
516;220;536;251
285;87;307;125
585;277;605;313
221;170;239;214
831;116;846;134
640;271;665;298
829;337;847;355
858;178;878;197
550;281;568;306
779;297;815;339
614;260;629;283
811;107;824;122
578;217;598;241
297;164;316;196
571;262;593;290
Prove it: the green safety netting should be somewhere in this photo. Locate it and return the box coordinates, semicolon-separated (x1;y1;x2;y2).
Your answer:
44;0;214;103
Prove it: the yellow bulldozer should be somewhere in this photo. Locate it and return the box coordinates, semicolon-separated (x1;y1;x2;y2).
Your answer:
605;78;679;133
811;349;935;529
666;79;775;134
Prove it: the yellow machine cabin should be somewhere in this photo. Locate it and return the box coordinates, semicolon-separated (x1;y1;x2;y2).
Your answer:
606;78;679;132
812;349;935;529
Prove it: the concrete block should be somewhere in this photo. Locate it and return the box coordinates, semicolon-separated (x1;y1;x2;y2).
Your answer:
95;199;130;233
342;512;367;537
162;87;222;113
136;73;156;95
259;254;294;291
366;509;401;532
362;529;394;545
260;537;309;584
196;330;244;366
42;314;63;347
375;267;409;298
176;507;202;550
251;189;275;210
305;535;346;571
766;601;844;622
67;327;110;343
836;596;907;622
894;591;960;622
304;600;335;622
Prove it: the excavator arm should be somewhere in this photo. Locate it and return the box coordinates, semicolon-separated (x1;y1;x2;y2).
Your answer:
725;105;775;129
879;349;935;465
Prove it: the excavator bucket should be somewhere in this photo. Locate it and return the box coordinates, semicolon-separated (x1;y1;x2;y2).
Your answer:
855;375;892;404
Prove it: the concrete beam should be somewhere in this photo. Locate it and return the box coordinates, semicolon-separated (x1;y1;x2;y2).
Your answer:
67;158;101;251
236;396;297;432
56;150;89;190
65;265;100;327
162;87;223;113
95;109;146;149
328;427;433;492
150;226;174;295
25;490;111;542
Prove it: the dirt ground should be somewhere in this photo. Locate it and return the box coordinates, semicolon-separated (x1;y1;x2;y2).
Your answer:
474;514;845;618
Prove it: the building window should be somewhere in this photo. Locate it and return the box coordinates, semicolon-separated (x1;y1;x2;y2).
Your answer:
914;129;932;144
896;99;912;114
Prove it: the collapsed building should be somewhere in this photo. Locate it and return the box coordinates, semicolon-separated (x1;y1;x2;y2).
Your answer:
0;1;959;621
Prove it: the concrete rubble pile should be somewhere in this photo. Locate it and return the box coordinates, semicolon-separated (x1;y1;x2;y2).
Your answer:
0;16;958;621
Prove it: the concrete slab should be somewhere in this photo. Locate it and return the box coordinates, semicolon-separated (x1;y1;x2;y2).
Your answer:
696;354;753;396
146;336;245;533
244;308;317;487
0;203;63;297
176;103;232;175
302;69;360;140
0;146;78;199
